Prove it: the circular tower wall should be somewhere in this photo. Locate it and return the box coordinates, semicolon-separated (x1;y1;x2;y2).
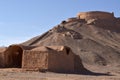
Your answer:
77;11;115;20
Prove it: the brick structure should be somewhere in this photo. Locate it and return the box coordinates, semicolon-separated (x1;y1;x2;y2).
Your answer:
22;46;75;73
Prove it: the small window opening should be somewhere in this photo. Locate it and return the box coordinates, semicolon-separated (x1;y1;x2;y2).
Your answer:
66;48;70;55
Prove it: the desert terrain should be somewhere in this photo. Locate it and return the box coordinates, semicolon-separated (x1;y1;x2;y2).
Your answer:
0;65;120;80
0;11;120;80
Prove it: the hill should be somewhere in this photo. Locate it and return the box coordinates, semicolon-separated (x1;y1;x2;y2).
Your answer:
22;11;120;67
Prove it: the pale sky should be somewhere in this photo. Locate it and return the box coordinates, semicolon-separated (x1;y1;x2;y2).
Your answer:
0;0;120;46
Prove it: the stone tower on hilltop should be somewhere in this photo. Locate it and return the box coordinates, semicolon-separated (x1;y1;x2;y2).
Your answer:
77;11;115;20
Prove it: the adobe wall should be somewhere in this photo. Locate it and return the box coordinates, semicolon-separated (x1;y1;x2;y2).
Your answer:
0;52;4;67
0;47;6;53
0;48;6;67
22;50;48;70
48;50;75;73
77;11;115;20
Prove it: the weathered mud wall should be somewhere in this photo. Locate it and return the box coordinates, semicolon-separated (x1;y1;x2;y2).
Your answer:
48;50;75;73
22;50;48;70
77;11;115;20
4;45;23;68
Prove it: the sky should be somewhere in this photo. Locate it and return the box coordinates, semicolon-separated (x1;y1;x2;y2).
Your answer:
0;0;120;46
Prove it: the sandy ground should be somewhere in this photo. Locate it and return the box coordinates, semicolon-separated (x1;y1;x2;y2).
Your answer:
0;67;120;80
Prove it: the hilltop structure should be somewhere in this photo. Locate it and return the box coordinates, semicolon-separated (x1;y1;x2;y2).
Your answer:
77;11;115;20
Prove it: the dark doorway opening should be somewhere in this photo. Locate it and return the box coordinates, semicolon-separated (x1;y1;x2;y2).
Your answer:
5;45;23;68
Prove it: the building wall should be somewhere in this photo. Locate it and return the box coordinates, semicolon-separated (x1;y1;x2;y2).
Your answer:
22;50;48;70
0;52;4;67
48;50;74;73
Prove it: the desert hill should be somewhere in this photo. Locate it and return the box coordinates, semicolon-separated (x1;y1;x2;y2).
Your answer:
22;11;120;67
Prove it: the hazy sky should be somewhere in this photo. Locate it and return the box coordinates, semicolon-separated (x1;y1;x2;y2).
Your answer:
0;0;120;46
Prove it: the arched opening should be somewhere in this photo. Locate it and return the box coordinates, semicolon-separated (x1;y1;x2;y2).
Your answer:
4;45;23;68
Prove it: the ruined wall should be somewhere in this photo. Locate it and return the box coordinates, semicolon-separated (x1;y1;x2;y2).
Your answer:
22;50;48;70
22;46;75;73
0;48;6;67
4;45;23;68
77;11;115;20
0;52;4;67
66;17;79;22
48;50;74;73
22;46;89;73
116;18;120;27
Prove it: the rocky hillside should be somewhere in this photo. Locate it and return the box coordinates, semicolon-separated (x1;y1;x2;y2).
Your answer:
22;11;120;66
